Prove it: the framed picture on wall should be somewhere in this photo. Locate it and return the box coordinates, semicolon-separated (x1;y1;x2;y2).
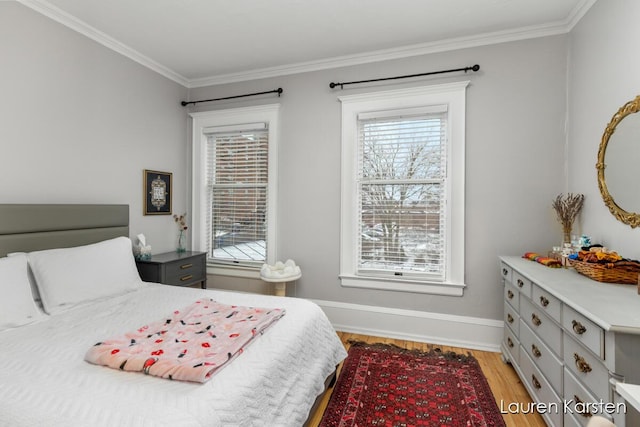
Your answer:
143;169;172;215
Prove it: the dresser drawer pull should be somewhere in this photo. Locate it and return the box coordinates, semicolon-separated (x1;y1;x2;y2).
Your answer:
502;268;508;276
180;263;193;269
531;313;542;326
517;279;524;288
180;275;194;282
507;337;514;348
572;320;587;335
539;296;549;307
574;353;592;373
507;314;514;324
531;344;542;358
507;290;514;300
574;395;593;418
531;374;541;390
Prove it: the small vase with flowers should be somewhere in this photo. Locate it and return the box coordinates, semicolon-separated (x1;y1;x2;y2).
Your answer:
173;213;188;253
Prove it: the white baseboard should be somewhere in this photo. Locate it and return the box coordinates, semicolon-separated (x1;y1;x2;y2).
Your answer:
311;299;503;352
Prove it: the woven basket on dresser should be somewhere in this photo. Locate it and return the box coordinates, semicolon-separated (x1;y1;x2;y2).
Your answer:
568;259;640;285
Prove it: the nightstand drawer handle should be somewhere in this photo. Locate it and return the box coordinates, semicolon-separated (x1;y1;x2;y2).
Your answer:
507;337;514;348
531;313;542;326
517;279;524;288
507;314;514;324
507;290;514;300
180;263;193;269
539;296;549;307
572;320;587;335
180;275;193;282
502;268;508;276
574;353;592;373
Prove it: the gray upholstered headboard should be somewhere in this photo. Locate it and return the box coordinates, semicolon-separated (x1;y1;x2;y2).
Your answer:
0;204;129;257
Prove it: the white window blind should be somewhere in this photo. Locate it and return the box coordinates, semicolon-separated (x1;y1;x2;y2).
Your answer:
205;125;268;265
357;108;448;281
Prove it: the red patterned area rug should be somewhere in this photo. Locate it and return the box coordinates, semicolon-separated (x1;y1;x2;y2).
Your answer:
319;342;506;427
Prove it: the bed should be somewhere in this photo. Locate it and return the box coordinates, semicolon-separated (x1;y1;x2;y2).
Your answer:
0;204;347;427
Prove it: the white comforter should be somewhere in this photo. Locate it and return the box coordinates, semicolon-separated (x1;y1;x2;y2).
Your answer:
0;283;347;427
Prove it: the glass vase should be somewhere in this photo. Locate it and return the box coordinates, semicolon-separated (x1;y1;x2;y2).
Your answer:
562;224;573;246
177;230;186;253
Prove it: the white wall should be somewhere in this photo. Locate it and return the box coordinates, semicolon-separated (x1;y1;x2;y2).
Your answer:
0;1;582;326
568;0;640;259
0;3;189;253
189;35;568;321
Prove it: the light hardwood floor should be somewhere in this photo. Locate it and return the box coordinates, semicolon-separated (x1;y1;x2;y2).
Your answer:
306;331;546;427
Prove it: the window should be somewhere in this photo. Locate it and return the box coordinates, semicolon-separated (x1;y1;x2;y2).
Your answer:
207;125;268;263
339;82;467;296
191;105;279;277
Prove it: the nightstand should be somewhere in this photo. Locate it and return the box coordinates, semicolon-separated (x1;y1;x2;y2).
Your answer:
135;251;207;289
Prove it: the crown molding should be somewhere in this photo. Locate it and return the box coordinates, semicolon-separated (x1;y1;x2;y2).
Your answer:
191;0;598;87
19;0;597;89
18;0;190;87
188;21;570;88
566;0;599;30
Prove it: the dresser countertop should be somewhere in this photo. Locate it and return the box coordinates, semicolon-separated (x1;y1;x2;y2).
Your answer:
500;256;640;334
616;383;640;413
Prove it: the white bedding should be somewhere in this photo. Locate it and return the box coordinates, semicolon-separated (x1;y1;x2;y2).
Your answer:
0;283;347;427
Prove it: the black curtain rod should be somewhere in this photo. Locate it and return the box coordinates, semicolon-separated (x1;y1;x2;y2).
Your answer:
329;64;480;89
181;88;283;106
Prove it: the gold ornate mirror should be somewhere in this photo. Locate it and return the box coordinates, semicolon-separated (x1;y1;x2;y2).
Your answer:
597;95;640;228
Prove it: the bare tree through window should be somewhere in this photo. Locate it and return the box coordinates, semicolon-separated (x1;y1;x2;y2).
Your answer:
358;115;446;277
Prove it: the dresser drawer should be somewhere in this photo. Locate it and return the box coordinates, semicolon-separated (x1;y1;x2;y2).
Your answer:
513;271;532;298
164;257;206;286
500;262;512;284
563;334;609;402
504;301;520;337
563;412;583;427
503;324;520;365
504;279;519;311
521;298;562;356
520;321;563;395
564;368;614;426
562;304;604;359
532;284;561;324
520;351;563;427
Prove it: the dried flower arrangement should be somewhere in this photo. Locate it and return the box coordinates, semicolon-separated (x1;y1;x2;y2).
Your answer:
173;213;188;231
552;193;584;244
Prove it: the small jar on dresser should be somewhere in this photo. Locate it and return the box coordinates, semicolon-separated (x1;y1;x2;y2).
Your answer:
136;251;207;289
499;256;640;427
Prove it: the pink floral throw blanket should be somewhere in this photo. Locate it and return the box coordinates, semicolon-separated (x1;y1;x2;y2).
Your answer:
85;298;285;383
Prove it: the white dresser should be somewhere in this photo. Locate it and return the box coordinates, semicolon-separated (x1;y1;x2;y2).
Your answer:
499;256;640;427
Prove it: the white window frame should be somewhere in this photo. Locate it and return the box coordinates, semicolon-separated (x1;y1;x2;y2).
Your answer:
190;104;279;279
339;82;468;296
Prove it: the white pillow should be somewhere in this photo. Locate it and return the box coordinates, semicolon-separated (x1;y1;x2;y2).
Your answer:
28;237;143;315
0;254;45;330
8;252;42;305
